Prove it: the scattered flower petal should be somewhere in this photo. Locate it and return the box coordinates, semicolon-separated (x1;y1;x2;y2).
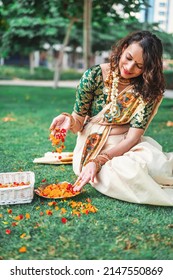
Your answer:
48;201;57;206
19;246;27;253
14;214;24;221
11;222;18;227
20;233;26;239
166;121;173;127
2;116;16;122
25;213;30;219
46;210;53;216
2;221;9;225
61;208;67;214
61;217;67;224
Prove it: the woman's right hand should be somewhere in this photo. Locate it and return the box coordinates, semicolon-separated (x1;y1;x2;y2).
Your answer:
49;114;71;135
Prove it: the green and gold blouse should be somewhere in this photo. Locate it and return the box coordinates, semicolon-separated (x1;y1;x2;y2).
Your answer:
73;65;155;130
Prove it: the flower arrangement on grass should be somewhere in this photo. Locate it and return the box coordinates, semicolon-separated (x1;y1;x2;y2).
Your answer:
37;182;80;198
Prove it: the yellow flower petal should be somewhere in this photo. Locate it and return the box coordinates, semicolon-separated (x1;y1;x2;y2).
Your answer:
25;213;30;219
20;233;26;239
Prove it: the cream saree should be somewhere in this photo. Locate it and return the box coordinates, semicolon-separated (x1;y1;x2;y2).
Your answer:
73;91;173;206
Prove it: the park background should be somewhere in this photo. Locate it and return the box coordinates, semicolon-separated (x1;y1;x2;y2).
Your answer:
0;0;173;261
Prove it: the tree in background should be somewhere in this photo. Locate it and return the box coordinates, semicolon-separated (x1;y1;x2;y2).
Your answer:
0;0;66;74
0;0;173;87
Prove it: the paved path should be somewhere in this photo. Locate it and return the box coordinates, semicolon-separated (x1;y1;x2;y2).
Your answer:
0;79;173;98
0;79;79;88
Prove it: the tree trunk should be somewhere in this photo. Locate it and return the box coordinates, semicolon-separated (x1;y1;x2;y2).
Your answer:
0;57;4;65
54;18;76;88
29;52;35;75
83;0;92;70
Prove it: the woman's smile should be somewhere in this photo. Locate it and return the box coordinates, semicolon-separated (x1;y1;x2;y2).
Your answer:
119;42;144;79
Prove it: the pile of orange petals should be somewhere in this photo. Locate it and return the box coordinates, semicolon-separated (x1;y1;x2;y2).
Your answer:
37;182;80;198
0;182;30;188
49;128;66;153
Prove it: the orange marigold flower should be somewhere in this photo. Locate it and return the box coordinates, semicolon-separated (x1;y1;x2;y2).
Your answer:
60;208;67;214
39;211;44;216
19;246;27;253
82;209;89;215
46;209;53;216
49;128;67;153
48;201;57;206
25;213;30;219
86;203;98;213
38;182;79;199
0;214;3;218
14;214;23;221
19;214;24;220
7;209;12;214
70;201;78;208
72;210;81;217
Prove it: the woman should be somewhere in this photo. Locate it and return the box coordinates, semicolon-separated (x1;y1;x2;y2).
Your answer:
50;30;173;206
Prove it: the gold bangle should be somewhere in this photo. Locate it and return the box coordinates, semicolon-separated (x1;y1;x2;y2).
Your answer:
85;158;102;173
100;152;112;161
61;112;75;129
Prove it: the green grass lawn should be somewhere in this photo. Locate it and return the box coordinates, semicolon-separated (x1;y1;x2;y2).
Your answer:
0;85;173;260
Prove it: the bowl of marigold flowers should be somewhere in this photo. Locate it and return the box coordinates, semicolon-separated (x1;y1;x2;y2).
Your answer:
35;181;80;199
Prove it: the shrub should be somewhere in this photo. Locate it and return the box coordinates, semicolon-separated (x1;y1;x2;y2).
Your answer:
164;70;173;89
0;66;81;80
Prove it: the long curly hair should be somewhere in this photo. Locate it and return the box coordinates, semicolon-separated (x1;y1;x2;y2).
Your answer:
110;30;165;102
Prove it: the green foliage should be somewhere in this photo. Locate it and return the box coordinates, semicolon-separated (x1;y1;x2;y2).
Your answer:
0;0;148;58
164;71;173;89
0;66;53;80
153;30;173;58
1;0;172;66
0;0;68;55
60;69;82;80
0;65;82;80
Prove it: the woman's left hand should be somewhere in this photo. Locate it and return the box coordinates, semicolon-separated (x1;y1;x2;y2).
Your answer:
73;162;98;192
